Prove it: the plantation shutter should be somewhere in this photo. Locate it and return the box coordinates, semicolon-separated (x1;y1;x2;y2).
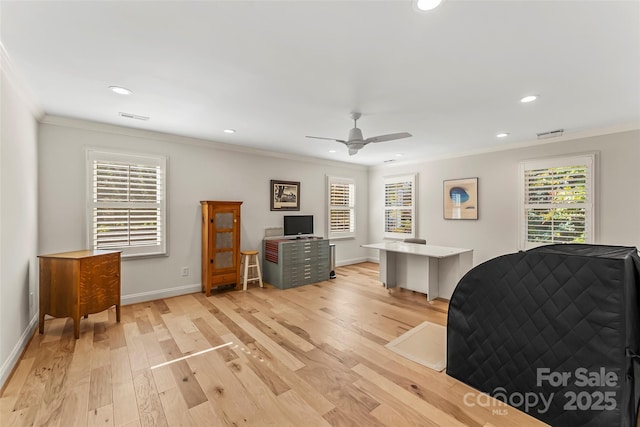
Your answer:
87;150;167;257
520;154;594;249
384;174;416;239
327;177;355;238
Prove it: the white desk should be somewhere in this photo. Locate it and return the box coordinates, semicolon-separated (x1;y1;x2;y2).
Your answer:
362;242;473;301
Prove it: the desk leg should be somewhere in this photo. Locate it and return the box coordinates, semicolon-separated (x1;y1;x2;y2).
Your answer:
379;250;397;291
426;257;439;301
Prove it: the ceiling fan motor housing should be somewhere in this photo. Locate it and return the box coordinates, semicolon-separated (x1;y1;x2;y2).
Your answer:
348;127;364;142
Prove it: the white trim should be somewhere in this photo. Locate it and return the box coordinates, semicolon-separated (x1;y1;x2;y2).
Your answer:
0;43;44;119
42;115;368;171
518;153;596;250
121;283;201;305
85;148;167;258
326;175;356;239
371;124;638;170
335;257;369;267
0;314;38;389
383;173;417;239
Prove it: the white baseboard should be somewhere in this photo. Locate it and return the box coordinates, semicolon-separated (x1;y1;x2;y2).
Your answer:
121;283;202;305
0;314;38;389
336;257;370;267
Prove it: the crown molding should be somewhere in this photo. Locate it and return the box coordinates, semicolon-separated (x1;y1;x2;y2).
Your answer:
371;122;640;170
40;115;368;171
0;42;44;119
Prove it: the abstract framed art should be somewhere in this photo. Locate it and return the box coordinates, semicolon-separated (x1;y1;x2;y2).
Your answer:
443;177;478;220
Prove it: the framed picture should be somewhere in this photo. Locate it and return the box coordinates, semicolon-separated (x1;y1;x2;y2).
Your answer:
270;180;300;211
443;177;478;220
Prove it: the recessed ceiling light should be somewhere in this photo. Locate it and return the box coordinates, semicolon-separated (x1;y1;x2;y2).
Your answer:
395;153;404;157
496;133;509;138
416;0;443;11
223;129;236;134
328;150;337;153
520;95;538;103
109;86;132;95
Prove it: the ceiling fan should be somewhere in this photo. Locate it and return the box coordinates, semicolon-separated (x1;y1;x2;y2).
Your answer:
306;113;412;156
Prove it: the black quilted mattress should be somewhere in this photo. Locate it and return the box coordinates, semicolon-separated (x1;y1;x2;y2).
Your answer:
447;244;640;427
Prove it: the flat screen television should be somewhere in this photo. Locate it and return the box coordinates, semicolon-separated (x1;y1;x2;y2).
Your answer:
284;215;313;237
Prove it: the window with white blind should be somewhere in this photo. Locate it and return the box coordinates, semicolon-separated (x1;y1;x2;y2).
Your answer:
519;154;595;250
384;173;416;239
327;176;355;239
86;149;167;258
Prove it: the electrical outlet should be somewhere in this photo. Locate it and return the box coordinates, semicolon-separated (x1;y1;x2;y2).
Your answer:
181;267;190;277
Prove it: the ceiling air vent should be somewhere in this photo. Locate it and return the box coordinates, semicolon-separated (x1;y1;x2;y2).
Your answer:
119;112;150;121
537;129;564;140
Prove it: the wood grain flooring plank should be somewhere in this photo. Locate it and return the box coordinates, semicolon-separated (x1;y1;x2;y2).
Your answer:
212;297;306;370
88;365;112;411
158;386;193;426
87;403;115;427
123;322;149;374
132;369;168;427
186;347;260;425
135;315;154;335
277;389;332;427
0;356;34;417
158;338;208;409
58;383;90;427
354;376;441;427
352;363;467;427
191;316;238;362
188;401;226;426
225;350;300;427
112;379;139;427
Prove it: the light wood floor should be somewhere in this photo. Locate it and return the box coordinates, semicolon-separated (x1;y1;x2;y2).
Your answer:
1;263;546;426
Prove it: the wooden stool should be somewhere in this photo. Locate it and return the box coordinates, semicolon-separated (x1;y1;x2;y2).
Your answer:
240;250;263;291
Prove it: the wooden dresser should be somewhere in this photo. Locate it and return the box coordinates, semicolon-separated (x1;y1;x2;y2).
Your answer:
38;249;121;339
201;201;242;296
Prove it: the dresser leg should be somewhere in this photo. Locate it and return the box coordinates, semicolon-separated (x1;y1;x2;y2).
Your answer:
73;317;80;339
116;304;121;322
39;312;45;334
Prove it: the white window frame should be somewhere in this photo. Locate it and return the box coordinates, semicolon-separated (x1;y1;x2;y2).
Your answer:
326;176;356;239
383;173;417;240
518;153;595;250
86;149;167;258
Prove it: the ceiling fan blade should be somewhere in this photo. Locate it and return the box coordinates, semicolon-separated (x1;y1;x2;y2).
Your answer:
365;132;412;144
305;136;346;143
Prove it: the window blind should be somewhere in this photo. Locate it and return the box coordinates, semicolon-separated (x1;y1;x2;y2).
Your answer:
520;155;594;249
327;177;355;238
384;174;416;238
87;150;166;257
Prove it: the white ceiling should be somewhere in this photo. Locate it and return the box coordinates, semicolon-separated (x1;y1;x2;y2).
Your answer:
1;0;639;166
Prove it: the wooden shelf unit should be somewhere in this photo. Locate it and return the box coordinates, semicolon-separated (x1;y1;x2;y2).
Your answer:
201;201;242;296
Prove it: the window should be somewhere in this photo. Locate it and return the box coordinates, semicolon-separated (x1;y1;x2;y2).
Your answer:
327;176;355;238
384;173;416;239
519;154;594;250
86;149;167;258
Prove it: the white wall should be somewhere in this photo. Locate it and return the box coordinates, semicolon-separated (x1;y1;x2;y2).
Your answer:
0;49;39;387
368;129;640;266
38;117;370;303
